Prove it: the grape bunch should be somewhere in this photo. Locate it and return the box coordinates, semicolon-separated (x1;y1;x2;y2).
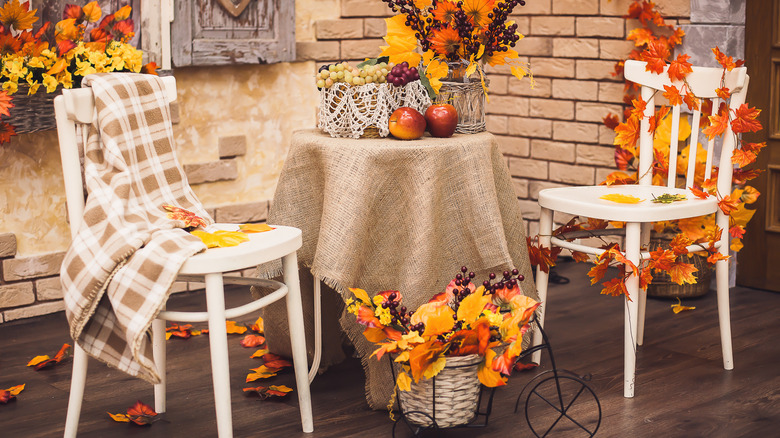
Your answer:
386;61;420;87
315;61;391;89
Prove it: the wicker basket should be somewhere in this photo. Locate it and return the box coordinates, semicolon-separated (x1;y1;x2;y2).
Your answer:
433;80;488;134
396;354;483;428
4;84;62;134
647;237;713;298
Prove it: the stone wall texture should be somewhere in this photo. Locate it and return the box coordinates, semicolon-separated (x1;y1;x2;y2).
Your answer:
1;0;736;322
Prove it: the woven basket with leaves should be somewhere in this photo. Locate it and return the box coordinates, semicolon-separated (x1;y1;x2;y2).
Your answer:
5;84;62;134
396;354;482;428
647;236;713;298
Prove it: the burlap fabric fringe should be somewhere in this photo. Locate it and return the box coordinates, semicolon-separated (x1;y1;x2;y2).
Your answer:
318;81;431;138
253;129;537;409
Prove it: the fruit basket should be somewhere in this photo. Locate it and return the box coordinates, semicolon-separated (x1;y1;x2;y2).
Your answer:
316;61;431;139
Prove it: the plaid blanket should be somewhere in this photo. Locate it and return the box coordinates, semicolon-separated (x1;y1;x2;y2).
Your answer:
60;74;212;384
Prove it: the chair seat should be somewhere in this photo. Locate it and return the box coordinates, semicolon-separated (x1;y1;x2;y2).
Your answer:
538;185;718;223
180;224;302;275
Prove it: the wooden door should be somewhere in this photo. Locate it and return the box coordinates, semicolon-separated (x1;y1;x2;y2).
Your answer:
740;0;780;291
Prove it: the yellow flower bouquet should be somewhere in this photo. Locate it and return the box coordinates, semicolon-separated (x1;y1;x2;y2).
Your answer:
0;1;157;141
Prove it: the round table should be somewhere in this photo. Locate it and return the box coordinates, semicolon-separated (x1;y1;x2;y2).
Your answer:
259;129;537;409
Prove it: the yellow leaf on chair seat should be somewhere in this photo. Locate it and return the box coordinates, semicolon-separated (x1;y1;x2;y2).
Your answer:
191;230;249;248
600;193;644;204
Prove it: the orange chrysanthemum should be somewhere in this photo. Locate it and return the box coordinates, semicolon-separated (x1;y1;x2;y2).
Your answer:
429;26;461;56
461;0;496;29
432;1;459;24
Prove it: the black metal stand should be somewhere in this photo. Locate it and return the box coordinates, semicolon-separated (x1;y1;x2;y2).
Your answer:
514;317;602;437
389;315;601;437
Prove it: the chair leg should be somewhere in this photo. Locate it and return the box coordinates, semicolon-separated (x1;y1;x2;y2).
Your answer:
308;276;323;384
63;343;89;438
152;317;167;413
636;223;652;346
716;255;734;370
623;222;641;398
531;207;553;366
283;253;314;433
205;273;233;438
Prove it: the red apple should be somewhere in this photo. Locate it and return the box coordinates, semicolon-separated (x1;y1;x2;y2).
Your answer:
388;107;426;140
424;104;458;138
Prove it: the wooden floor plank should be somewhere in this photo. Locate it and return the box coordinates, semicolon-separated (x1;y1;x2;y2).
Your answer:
1;260;778;436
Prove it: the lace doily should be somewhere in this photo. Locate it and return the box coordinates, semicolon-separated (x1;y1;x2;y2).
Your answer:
318;81;431;138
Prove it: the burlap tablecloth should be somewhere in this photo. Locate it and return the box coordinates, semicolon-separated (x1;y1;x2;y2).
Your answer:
256;129;538;409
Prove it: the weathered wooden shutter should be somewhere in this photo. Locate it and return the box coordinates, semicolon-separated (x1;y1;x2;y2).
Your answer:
170;0;295;67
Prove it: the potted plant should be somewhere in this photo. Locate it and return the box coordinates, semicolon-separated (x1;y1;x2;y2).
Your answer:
375;0;532;132
0;0;157;142
345;267;539;428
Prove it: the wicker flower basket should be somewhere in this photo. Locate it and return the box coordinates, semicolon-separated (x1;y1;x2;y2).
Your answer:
5;84;62;134
647;236;713;298
433;79;488;134
318;81;430;139
396;354;483;428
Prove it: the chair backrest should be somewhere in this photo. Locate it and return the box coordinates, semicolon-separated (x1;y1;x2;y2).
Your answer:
623;59;749;197
53;76;178;239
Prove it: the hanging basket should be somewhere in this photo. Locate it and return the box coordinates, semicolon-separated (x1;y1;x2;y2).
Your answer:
396;354;483;428
647;236;713;298
4;84;62;134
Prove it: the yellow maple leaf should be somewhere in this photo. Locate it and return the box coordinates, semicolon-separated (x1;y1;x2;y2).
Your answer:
268;385;293;393
396;371;412;391
246;365;278;382
729;203;756;228
191;229;249;248
671;297;695;314
250;348;269;359
379;15;421;67
600;193;644;204
730;238;744;252
239;223;274;233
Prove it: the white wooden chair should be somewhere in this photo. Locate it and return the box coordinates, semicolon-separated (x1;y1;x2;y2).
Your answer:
531;59;748;397
54;76;314;437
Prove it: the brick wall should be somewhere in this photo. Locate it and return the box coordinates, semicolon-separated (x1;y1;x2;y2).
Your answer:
298;0;690;239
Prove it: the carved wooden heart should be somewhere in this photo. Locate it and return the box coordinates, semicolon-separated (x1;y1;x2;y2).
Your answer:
216;0;252;18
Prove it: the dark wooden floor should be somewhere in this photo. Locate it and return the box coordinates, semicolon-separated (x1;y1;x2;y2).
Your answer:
1;261;778;437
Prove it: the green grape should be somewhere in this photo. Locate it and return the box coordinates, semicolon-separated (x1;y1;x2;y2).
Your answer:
328;64;336;72
316;79;325;88
336;71;344;79
329;71;338;80
324;78;334;88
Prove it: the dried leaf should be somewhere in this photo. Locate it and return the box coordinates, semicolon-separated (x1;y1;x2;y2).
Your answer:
651;193;687;203
240;334;266;348
239;223;275;233
249;316;264;333
162;204;207;229
191;230;249;249
226;320;248;334
108;412;130;422
600;193;644;204
0;384;24;404
262;353;292;369
250;348;269;359
27;355;50;367
514;362;539;372
246;365;279;382
671;298;695;314
126;400;159;426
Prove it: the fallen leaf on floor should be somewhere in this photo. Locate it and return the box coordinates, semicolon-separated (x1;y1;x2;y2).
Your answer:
671;297;695;314
246;365;280;382
0;384;25;404
249;316;264;333
226;320;248;334
108;400;160;426
240;334;266;348
262;353;292;369
251;348;269;359
600;193;644;204
27;344;71;370
514;362;539;372
243;384;293;400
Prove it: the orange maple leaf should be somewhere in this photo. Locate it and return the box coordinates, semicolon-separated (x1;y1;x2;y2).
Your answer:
526;237;560;274
730;104;762;134
732;168;762;185
641;40;670;73
601;171;636;186
629;97;647;119
669;234;692;256
731;148;757;168
600;277;629;298
141;62;160;75
712;46;736;71
243;384;293;400
703;107;729;140
662;85;683;106
240;334;266;348
0;91;14;118
613;116;641;150
718;195;741;215
648;248;676;272
126;400;159;426
649;106;671;133
225;320;248;334
729;225;746;239
715;87;731;100
28;343;71;370
262;353;292;369
614;149;635;171
689;185;710;199
667;262;698;285
627;27;655;47
707;251;729;264
669;27;685;46
682;90;700;111
667;54;693;81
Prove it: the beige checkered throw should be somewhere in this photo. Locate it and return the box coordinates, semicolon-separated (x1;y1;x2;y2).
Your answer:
60;74;212;384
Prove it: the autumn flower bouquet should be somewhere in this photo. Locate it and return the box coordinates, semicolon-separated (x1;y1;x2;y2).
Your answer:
347;267;539;402
378;0;531;97
0;1;156;142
